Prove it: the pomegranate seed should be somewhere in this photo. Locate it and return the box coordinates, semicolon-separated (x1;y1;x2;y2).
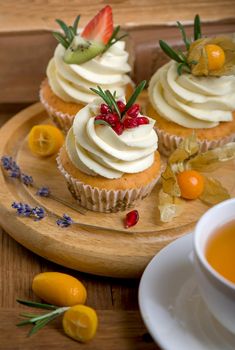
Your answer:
113;121;124;135
125;210;139;228
127;104;140;118
117;100;126;113
136;117;149;125
95;114;106;121
105;113;120;127
100;103;110;115
123;117;138;129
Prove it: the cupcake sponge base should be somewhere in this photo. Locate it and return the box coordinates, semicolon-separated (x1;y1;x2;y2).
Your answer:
57;147;161;213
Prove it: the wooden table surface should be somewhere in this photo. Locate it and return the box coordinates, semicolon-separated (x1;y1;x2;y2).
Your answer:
0;104;159;349
1;0;235;32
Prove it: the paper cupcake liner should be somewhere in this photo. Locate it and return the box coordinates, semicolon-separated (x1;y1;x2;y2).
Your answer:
57;153;160;213
156;127;235;157
39;86;76;133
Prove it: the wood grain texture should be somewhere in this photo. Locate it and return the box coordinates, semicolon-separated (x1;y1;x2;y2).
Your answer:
0;108;159;349
0;103;235;279
0;307;156;350
0;0;235;32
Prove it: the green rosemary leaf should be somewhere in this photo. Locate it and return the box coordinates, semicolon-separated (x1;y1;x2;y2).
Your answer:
90;87;112;109
20;312;40;318
177;21;191;50
52;32;69;48
106;25;120;48
124;80;146;112
16;299;57;310
177;63;186;75
56;19;70;38
104;26;128;52
68;26;76;40
177;49;187;62
105;90;121;118
159;40;183;63
73;15;80;34
194;14;202;40
94;119;110;127
28;314;58;337
67;26;74;43
17;319;34;327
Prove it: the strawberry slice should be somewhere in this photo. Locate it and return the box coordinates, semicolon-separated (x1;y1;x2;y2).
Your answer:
81;5;113;45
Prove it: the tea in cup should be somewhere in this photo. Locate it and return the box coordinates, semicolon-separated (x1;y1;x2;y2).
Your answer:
193;198;235;334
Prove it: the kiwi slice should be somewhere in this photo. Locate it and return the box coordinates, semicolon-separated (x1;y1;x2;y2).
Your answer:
63;36;105;65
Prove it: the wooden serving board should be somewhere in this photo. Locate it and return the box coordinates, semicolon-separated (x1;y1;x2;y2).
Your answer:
0;103;235;278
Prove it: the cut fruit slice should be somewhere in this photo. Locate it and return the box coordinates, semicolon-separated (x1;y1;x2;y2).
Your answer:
28;124;64;157
81;5;113;45
63;305;98;342
63;36;105;65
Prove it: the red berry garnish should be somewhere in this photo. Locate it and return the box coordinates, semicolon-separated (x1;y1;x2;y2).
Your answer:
117;100;126;113
125;210;139;228
100;103;110;115
106;113;119;126
95;114;106;121
127;104;140;118
113;121;124;135
136;117;149;125
123;117;138;129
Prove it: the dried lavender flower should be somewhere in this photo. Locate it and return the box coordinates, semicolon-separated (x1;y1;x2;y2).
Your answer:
57;214;74;228
36;187;50;197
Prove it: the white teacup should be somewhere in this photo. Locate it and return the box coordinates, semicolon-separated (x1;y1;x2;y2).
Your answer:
193;198;235;334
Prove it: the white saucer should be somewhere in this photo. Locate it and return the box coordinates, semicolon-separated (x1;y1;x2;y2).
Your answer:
139;233;235;350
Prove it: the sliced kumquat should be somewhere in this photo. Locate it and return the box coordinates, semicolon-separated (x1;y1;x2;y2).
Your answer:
28;124;64;156
63;305;98;342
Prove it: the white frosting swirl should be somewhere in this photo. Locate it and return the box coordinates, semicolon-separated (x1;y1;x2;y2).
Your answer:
47;41;132;104
65;99;158;179
149;61;235;129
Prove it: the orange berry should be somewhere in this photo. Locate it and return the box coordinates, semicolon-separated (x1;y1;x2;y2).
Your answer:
32;272;87;307
205;44;225;71
177;170;204;200
28;124;64;157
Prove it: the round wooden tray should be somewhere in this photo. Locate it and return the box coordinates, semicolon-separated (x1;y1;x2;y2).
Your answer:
0;103;234;278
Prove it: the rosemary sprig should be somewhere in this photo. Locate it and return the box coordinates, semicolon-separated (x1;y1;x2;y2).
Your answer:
124;80;146;113
53;15;80;49
177;21;191;50
17;299;57;310
16;299;69;336
91;80;146;121
159;15;202;75
104;25;128;52
194;14;202;41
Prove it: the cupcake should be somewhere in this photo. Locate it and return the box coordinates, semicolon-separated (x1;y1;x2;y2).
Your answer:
40;5;134;133
57;82;161;212
147;15;235;156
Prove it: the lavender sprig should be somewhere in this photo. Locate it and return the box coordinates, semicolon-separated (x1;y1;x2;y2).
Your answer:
21;173;34;186
57;214;74;228
1;156;21;178
12;202;45;221
36;187;50;197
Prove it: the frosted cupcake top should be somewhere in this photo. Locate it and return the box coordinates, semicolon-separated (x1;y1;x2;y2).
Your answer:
149;15;235;129
65;84;158;179
47;41;132;105
46;6;133;105
148;60;235;129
